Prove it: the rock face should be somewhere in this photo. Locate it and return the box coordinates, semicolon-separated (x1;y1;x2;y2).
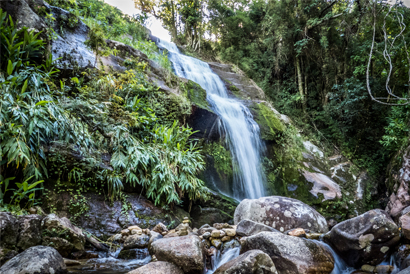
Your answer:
236;219;278;237
240;231;334;274
151;235;204;273
214;250;277;274
400;211;410;242
17;214;43;250
0;246;67;274
324;209;400;267
127;261;183;274
41;214;85;257
234;196;328;233
42;192;186;237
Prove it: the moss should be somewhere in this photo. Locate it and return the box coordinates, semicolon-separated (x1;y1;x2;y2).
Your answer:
228;84;244;99
182;80;212;112
203;142;233;180
250;102;285;141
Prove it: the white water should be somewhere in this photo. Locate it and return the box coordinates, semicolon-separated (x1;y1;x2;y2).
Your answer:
206;247;241;274
157;39;265;200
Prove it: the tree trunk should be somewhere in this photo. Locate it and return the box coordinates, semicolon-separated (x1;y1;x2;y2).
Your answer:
296;57;306;112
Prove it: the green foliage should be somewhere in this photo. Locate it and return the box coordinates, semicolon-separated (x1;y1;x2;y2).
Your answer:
203;142;233;179
250;102;285;141
84;23;109;66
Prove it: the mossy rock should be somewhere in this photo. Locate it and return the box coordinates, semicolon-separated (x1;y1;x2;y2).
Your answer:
182;80;212;112
249;102;285;141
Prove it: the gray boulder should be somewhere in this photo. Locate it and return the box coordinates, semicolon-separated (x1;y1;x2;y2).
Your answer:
241;231;334;274
236;219;278;237
123;234;150;249
17;214;43;250
127;261;183;274
0;246;67;274
151;235;204;273
234;196;328;233
0;212;18;248
41;214;85;256
323;209;400;267
118;248;150;260
214;250;277;274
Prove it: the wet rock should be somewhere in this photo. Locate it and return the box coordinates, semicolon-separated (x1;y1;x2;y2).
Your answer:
241;231;334;274
63;258;80;266
398;245;410;269
42;214;85;255
118;248;150;260
0;248;18;266
127;261;183;274
17;214;43;250
214;250;277;274
212;239;222;248
288;228;306;237
202;232;211;239
221;239;241;255
152;223;168;234
221;236;232;242
0;212;18;248
302;170;342;201
400;212;410;242
361;265;375;272
148;231;163;249
151;235;204;273
42;236;74;258
236;219;278;237
123;234;150;249
402;256;410;271
222;229;236;237
375;265;394;274
199;224;216;235
234;196;328;233
323;209;400;267
327;218;338;229
213;223;232;230
0;246;67;274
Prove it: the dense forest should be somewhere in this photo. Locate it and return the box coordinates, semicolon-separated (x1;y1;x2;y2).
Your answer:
2;0;410;273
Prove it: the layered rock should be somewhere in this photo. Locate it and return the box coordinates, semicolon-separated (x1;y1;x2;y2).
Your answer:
234;196;328;233
214;250;277;274
127;261;183;274
150;235;204;273
0;246;67;274
324;209;400;267
240;231;334;274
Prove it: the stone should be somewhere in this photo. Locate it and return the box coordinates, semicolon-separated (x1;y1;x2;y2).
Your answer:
128;225;142;230
148;231;163;253
199;224;216;235
0;246;67;274
131;229;143;235
121;229;130;236
0;212;18;248
42;236;74;258
400;212;410;242
0;248;18;266
302;170;342;201
152;222;168;234
151;235;204;273
213;223;231;230
397;245;410;269
221;239;241;255
127;261;183;274
236;219;279;237
118;248;150;260
221;236;232;242
202;232;211;239
306;233;322;240
63;258;80;266
288;228;306;237
28;208;37;214
214;250;277;274
241;231;334;274
212;239;223;249
234;196;328;233
361;265;375;272
222;228;236;237
323;209;400;267
211;230;222;238
327;218;338;229
375;265;394;274
402;255;410;271
123;234;150;249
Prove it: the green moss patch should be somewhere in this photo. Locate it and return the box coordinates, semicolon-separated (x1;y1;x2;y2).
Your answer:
182;80;212;112
250;102;285;141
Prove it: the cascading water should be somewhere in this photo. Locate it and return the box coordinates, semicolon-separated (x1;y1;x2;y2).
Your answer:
157;39;265;200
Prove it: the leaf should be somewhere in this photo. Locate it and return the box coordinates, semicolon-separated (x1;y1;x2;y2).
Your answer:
21;79;28;94
7;59;13;75
35;101;51;106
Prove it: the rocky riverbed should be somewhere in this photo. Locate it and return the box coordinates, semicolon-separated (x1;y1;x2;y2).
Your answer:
2;195;410;274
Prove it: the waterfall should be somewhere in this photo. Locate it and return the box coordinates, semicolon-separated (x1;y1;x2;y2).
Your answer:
206;247;241;274
157;39;265;200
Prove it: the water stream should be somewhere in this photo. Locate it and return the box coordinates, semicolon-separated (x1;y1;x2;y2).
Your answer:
157;39;266;200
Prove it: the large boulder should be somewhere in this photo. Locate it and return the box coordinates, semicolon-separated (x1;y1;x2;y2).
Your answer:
323;209;400;267
41;214;85;256
0;246;67;274
123;234;150;249
127;261;183;274
17;214;43;250
236;219;278;237
400;210;410;243
234;196;328;233
150;235;204;273
240;231;334;274
0;212;18;248
214;250;277;274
